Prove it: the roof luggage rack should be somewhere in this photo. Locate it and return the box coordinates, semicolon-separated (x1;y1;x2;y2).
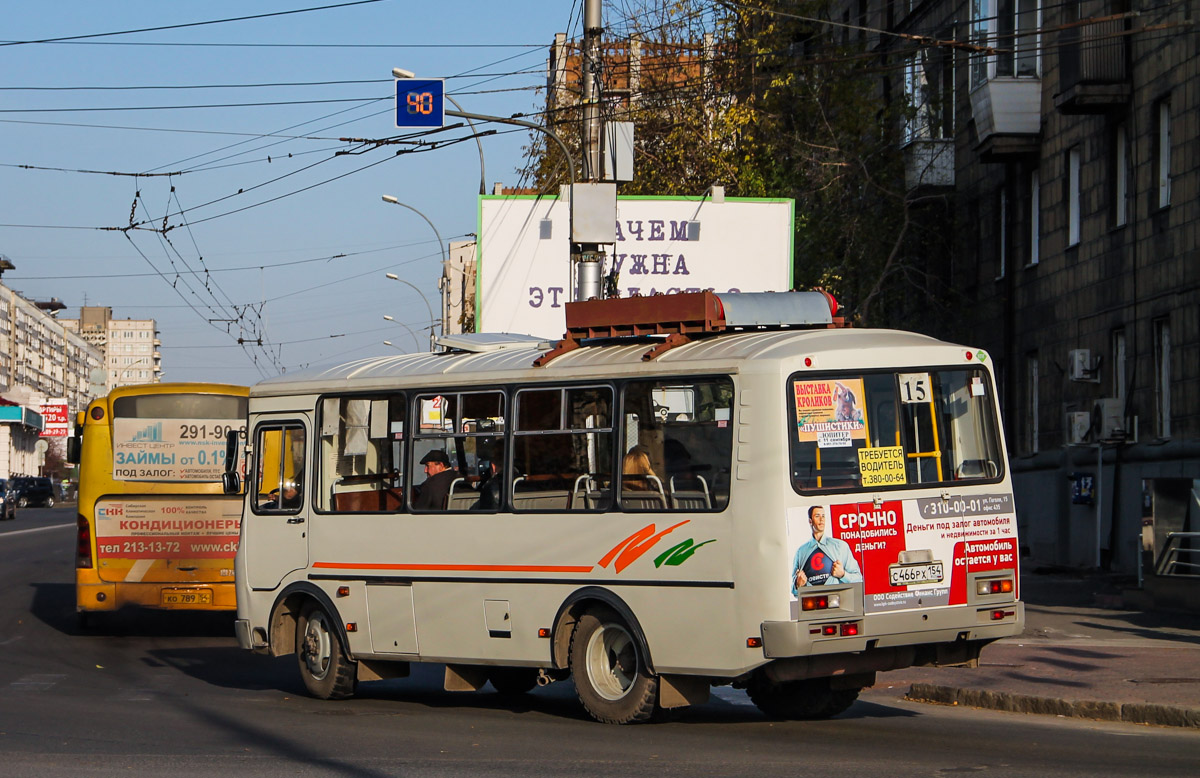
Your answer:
533;290;845;366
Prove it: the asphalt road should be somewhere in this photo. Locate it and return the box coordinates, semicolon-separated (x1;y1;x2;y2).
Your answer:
0;506;1196;777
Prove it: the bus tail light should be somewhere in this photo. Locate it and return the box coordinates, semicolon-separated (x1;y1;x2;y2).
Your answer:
991;610;1015;620
76;514;92;568
839;622;859;637
976;578;1015;595
801;593;840;611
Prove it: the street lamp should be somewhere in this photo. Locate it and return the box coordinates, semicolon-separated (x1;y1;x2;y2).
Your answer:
393;67;486;195
381;316;422;352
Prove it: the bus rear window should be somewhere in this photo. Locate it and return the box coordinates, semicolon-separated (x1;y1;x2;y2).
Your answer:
788;369;1004;493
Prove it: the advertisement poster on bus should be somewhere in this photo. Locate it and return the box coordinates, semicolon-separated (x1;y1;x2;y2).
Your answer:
788;495;1018;615
112;417;244;481
93;496;241;563
793;378;866;449
478;195;793;338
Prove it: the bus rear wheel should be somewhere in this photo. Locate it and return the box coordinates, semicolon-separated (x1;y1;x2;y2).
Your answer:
296;602;357;700
569;606;657;724
747;675;859;720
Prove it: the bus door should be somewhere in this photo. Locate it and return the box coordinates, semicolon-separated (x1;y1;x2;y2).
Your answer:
245;418;311;590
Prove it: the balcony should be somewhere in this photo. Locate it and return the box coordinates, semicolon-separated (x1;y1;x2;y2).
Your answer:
904;139;955;191
1055;19;1129;114
970;77;1041;159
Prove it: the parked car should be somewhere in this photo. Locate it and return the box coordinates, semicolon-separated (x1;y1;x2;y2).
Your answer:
0;479;15;520
12;476;54;508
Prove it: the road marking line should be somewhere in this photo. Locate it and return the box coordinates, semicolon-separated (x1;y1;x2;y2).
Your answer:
0;522;74;537
11;673;65;691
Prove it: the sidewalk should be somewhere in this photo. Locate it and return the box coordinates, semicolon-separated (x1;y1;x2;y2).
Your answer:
873;569;1200;729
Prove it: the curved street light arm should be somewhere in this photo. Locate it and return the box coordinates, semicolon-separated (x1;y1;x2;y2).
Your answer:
446;109;575;186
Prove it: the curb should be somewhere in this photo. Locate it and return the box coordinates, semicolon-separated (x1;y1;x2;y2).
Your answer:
905;683;1200;729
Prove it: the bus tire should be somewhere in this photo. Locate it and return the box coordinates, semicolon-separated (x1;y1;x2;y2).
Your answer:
296;602;357;700
487;667;539;695
747;675;859;720
569;606;657;724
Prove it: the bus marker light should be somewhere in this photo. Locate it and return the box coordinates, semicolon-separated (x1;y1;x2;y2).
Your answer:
977;579;1015;595
990;610;1007;621
804;357;813;367
336;586;350;597
746;637;762;648
965;351;973;361
345;623;357;632
821;625;838;636
538;628;550;638
801;593;839;611
840;622;859;637
96;592;106;602
91;406;105;420
76;515;92;568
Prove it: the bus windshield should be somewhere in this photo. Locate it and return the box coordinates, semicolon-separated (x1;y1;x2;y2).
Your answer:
789;368;1004;493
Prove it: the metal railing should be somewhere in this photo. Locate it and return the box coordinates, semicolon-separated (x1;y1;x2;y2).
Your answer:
1154;532;1200;578
1059;18;1128;88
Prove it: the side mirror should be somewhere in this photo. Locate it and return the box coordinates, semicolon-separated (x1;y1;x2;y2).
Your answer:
224;429;241;474
66;436;81;464
222;470;242;496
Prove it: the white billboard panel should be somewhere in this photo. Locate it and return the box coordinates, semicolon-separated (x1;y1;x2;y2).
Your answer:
478;195;794;338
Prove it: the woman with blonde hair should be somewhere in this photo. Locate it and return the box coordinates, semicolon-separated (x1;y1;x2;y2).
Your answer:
622;446;656;491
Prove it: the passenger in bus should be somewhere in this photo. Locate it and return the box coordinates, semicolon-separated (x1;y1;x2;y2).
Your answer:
791;505;862;593
622;447;657;490
473;443;503;510
413;449;457;509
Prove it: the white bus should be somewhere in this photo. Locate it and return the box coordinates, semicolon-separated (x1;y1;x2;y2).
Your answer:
229;291;1023;723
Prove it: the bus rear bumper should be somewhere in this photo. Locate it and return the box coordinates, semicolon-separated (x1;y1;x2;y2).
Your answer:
759;601;1023;681
76;573;237;612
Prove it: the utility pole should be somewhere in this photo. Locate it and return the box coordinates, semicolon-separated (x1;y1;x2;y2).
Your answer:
571;0;610;303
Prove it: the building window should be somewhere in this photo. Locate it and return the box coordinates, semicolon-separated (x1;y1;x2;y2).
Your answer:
1025;352;1039;454
1028;167;1040;266
1113;122;1128;227
903;47;953;144
1111;328;1126;404
1067;147;1081;246
1156;100;1171;209
1154;318;1170;437
970;0;1041;87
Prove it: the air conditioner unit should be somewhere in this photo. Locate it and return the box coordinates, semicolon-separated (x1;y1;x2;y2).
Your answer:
1068;349;1099;382
1066;411;1091;444
1093;398;1125;440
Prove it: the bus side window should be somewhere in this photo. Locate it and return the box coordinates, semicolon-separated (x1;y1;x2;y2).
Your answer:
320;394;406;513
512;386;613;511
621;377;733;512
254;425;306;513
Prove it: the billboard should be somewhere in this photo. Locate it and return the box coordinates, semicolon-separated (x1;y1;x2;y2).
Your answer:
478;195;794;338
39;398;69;437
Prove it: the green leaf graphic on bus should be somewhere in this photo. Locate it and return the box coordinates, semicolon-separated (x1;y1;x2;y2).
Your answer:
653;538;715;568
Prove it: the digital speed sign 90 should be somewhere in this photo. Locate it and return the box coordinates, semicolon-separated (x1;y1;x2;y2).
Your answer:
394;78;445;128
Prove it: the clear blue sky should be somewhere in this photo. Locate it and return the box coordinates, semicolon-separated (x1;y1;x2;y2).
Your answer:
0;0;597;384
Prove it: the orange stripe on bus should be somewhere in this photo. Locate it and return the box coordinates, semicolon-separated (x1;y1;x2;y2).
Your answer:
312;562;595;573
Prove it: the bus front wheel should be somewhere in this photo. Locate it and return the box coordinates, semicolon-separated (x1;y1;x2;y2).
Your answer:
569;606;657;724
296;602;357;700
747;675;859;720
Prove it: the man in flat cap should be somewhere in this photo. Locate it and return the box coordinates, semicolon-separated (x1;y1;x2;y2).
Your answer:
413;449;457;510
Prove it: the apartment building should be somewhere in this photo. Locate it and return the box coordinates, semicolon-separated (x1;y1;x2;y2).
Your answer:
63;306;162;390
851;0;1197;575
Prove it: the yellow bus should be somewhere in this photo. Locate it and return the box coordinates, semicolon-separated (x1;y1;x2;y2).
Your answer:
69;382;248;625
